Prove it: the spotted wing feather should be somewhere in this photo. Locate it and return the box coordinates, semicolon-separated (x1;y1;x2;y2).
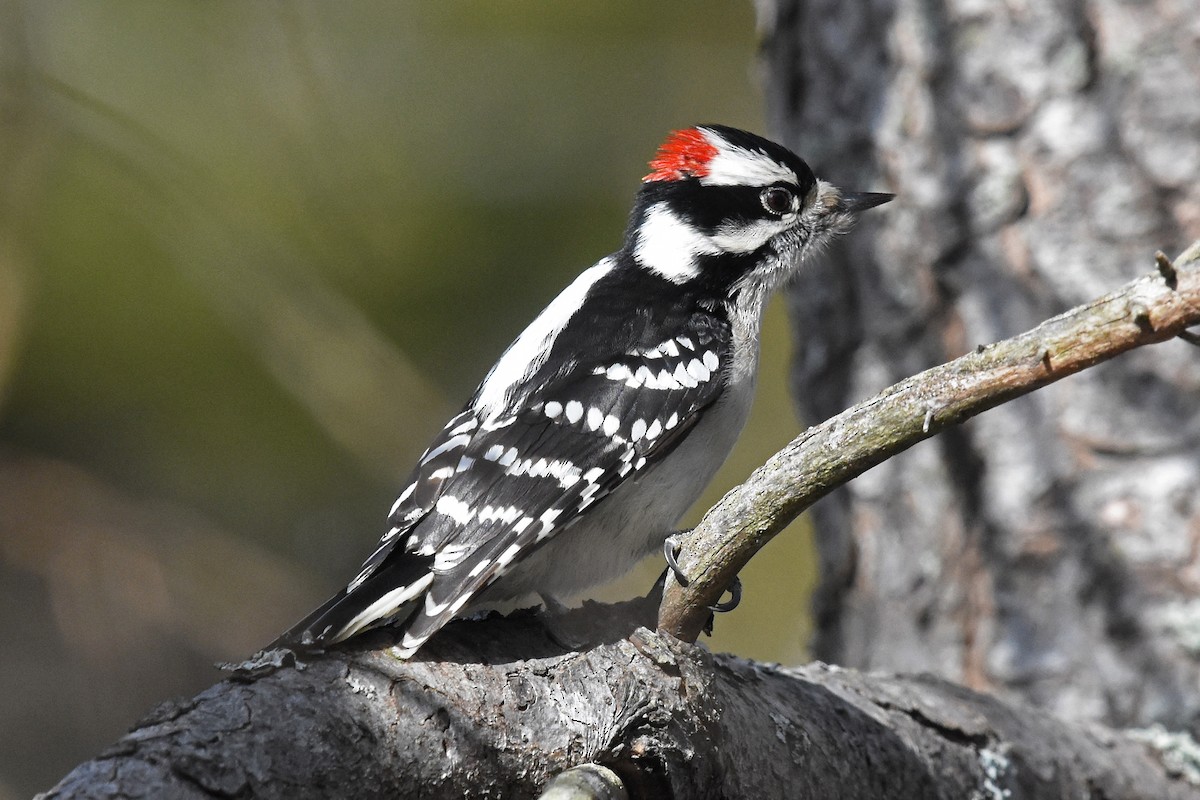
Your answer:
394;327;731;655
274;321;730;655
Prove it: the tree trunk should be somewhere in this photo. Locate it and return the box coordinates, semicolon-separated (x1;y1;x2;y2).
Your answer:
768;0;1200;729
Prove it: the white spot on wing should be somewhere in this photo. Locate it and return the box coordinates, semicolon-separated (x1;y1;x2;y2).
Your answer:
674;361;697;388
479;504;523;524
419;433;471;465
433;543;474;571
631;419;647;441
565;400;584;424
435;495;475;526
481;415;516;432
545;401;563;419
586;406;604;431
522;458;582;487
497;542;524;566
605;364;630;382
703;350;719;371
603;414;620;437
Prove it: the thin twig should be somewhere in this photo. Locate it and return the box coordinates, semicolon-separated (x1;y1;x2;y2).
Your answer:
658;241;1200;641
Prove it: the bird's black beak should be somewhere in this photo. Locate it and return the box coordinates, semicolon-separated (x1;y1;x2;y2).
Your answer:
837;191;894;213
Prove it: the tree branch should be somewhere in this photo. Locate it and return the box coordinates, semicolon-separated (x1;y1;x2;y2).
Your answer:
41;618;1198;799
658;242;1200;640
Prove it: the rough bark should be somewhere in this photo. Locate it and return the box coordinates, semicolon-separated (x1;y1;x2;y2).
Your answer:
40;613;1199;800
765;0;1200;731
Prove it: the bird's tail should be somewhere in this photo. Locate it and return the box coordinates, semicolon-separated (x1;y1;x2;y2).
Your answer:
266;558;433;652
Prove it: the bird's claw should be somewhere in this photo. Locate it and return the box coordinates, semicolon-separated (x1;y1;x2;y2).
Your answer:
665;531;740;614
708;575;742;613
663;533;690;586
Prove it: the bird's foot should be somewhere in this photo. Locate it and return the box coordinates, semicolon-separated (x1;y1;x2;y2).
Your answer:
663;531;742;613
663;531;691;586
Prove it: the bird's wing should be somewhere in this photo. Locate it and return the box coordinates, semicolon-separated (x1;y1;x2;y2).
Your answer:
276;320;730;654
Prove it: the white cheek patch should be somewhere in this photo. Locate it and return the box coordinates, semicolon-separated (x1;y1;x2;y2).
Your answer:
710;218;788;253
634;203;718;283
698;129;798;187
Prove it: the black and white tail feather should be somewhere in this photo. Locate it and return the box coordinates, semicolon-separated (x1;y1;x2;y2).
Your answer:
269;124;890;658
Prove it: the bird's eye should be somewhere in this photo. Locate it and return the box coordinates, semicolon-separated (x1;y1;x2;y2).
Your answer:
760;186;795;215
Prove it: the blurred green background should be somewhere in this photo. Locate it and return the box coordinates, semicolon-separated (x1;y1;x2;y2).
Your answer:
0;3;817;794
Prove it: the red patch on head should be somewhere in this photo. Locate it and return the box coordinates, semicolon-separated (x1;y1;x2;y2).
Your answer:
643;128;719;183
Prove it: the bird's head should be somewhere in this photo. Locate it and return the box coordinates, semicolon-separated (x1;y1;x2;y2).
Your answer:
627;125;891;298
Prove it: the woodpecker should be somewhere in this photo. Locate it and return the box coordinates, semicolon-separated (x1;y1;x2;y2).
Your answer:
272;125;891;658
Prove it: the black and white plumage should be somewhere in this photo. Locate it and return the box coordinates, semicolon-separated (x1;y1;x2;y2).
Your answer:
272;125;891;658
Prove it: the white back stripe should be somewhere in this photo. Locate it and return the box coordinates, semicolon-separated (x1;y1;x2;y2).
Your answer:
472;259;613;418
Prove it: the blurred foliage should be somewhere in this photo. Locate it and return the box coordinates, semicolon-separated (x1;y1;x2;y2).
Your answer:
0;2;817;794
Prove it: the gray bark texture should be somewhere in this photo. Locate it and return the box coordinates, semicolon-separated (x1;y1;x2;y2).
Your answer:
766;0;1200;730
39;613;1200;800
